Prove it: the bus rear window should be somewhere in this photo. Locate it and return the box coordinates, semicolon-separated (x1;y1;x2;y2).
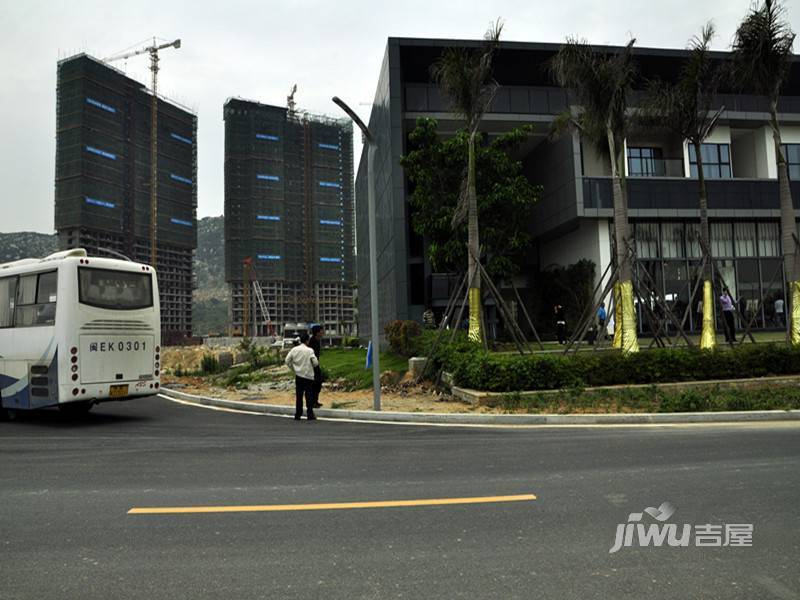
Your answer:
78;268;153;310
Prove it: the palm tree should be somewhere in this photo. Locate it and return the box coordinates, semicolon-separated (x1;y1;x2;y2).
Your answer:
551;39;640;352
431;20;503;345
732;0;797;343
646;24;723;349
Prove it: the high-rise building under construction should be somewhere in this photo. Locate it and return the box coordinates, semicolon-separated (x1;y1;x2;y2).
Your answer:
54;54;197;341
223;98;355;336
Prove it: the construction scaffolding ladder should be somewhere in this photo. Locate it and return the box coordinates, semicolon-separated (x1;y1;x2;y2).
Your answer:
243;257;274;337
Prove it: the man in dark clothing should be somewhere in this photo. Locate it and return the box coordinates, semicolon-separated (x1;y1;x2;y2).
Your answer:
308;324;324;408
554;304;567;344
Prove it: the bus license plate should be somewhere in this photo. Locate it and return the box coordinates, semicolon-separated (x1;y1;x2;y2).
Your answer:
109;384;129;398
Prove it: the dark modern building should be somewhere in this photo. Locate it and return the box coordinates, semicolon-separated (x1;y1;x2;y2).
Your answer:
355;37;800;338
223;99;355;336
55;54;198;341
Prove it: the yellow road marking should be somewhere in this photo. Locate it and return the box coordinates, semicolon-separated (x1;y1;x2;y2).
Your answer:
128;493;537;515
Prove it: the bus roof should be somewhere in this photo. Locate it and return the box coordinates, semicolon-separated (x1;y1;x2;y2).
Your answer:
0;249;87;271
0;249;151;274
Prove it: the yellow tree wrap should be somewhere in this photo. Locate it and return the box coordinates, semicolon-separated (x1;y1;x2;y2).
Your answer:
468;287;482;343
791;281;800;346
619;280;639;353
612;282;622;349
700;280;716;350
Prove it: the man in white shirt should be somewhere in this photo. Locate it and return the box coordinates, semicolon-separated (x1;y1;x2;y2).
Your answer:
285;333;319;420
774;297;785;328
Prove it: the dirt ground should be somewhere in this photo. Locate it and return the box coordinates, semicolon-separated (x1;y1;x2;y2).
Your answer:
161;373;494;413
162;345;495;413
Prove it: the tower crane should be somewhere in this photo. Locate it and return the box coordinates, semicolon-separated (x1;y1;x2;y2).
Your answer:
104;38;181;269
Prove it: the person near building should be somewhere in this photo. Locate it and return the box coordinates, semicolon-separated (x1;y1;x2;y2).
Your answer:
422;306;436;329
308;324;324;408
774;297;785;328
554;304;567;344
720;289;737;343
285;333;318;420
596;302;607;341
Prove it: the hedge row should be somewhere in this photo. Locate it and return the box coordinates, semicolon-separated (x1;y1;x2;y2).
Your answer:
492;385;800;414
445;344;800;392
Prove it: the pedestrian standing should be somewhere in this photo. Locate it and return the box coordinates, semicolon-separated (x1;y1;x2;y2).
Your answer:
597;302;607;341
285;333;318;420
774;297;785;328
422;306;435;329
308;324;324;408
720;289;737;343
554;304;567;344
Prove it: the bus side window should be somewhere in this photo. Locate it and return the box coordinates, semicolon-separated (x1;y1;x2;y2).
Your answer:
14;272;56;327
0;276;17;328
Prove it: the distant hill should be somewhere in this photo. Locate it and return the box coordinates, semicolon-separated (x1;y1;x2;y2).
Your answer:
193;216;228;336
0;220;228;337
0;231;57;263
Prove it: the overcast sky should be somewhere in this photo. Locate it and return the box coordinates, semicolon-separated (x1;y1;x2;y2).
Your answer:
1;0;797;233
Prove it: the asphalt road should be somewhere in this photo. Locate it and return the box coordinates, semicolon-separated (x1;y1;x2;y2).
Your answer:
1;395;798;600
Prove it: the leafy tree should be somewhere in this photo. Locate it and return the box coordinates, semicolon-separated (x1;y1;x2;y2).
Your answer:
731;0;797;343
645;24;724;349
551;38;640;353
401;118;541;284
431;20;503;344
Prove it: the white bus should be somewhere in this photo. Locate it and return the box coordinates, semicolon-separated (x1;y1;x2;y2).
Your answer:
0;249;161;418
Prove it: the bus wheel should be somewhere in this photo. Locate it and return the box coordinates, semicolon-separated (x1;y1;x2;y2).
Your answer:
59;401;94;416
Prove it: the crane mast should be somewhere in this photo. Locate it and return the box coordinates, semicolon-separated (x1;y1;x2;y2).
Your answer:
104;38;181;269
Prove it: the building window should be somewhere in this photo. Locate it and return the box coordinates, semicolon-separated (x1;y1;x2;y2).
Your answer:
689;143;731;179
734;222;756;258
758;222;780;257
634;222;659;259
711;222;733;257
780;144;800;180
627;147;664;177
661;222;685;258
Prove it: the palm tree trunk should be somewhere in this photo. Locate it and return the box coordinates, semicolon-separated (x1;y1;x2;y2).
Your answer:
771;101;800;345
467;131;482;344
693;140;716;349
607;128;638;353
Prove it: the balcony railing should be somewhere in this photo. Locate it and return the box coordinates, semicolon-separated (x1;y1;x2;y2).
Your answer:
405;84;800;116
627;157;685;178
583;176;800;210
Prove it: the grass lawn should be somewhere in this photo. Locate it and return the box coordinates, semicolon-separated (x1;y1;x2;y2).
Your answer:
321;348;409;389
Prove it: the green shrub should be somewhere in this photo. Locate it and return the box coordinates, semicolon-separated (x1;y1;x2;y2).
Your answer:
485;383;800;414
200;354;221;374
385;320;423;356
237;337;271;369
443;343;800;392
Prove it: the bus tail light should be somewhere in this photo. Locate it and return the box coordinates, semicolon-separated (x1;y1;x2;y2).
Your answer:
154;383;159;389
71;374;78;381
70;347;77;355
71;365;78;373
72;388;79;396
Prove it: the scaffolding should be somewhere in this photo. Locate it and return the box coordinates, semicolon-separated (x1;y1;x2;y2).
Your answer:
223;98;356;336
54;53;198;341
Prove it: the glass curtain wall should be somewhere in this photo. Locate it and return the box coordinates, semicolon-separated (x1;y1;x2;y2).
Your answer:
630;220;785;334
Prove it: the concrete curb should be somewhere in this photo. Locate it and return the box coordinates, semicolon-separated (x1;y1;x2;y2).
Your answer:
160;388;800;426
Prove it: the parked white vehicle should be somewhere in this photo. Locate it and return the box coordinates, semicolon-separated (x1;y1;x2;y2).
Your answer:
0;249;161;417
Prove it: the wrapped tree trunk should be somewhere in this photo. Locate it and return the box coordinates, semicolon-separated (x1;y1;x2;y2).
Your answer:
694;140;716;350
608;128;639;353
466;132;482;344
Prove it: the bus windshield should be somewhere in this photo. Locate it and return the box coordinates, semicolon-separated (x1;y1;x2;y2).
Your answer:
78;268;153;310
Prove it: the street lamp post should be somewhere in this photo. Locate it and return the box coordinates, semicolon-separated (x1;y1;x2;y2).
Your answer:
332;96;381;411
